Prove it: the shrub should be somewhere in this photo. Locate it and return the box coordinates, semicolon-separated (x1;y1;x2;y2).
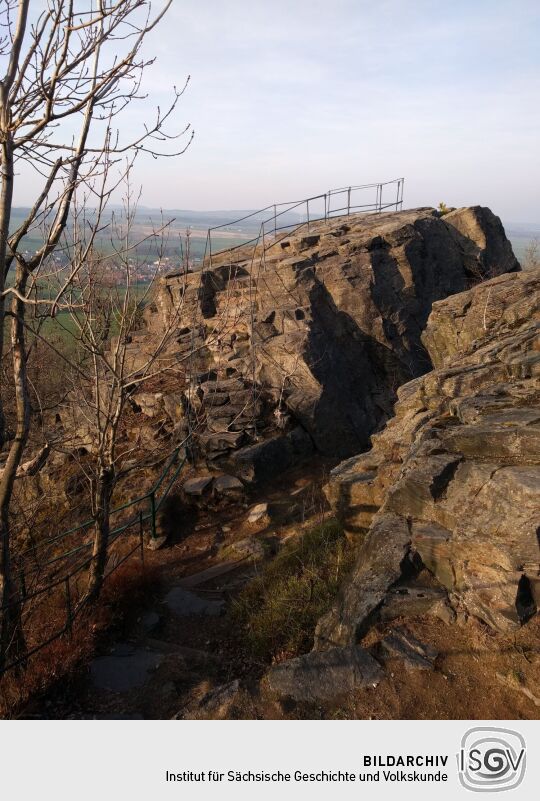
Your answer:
230;519;355;663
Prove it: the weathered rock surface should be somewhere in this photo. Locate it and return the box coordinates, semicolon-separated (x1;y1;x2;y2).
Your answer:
178;680;242;720
232;427;314;483
316;268;540;646
266;645;384;703
145;206;518;462
213;474;244;495
377;627;438;671
247;502;269;524
182;475;213;496
380;582;454;623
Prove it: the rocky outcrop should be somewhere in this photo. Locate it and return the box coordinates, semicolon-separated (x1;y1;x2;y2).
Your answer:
316;268;540;646
144;206;519;465
266;645;384;703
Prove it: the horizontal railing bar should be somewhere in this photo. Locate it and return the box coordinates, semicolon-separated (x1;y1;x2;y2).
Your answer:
17;459;187;583
203;196;403;267
204;198;402;266
18;448;184;561
207;194;327;233
206;181;402;235
105;542;141;577
207;203;277;230
153;452;184;494
155;458;187;513
6;518;149;608
2;627;71;673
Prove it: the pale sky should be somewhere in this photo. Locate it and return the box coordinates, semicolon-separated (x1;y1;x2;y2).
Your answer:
16;1;540;221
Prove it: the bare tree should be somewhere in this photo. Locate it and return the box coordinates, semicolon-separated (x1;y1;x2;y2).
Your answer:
0;0;192;670
55;186;186;602
43;178;242;603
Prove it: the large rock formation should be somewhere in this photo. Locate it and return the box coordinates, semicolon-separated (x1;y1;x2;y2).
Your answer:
316;267;540;648
143;206;518;465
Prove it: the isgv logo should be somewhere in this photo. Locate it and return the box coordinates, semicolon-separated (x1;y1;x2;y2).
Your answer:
457;727;526;792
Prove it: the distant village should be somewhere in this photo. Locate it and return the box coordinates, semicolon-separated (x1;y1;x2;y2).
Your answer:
20;249;203;286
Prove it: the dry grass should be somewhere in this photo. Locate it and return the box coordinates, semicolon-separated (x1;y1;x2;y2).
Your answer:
230;519;355;664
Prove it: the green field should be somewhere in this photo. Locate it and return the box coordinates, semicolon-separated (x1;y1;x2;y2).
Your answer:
8;206;264;266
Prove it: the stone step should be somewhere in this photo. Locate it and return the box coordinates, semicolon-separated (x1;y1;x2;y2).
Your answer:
198;430;246;451
202;391;230;407
200;378;247;393
206;402;260;421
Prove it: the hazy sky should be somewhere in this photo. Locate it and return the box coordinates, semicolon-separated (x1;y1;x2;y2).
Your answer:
17;1;540;220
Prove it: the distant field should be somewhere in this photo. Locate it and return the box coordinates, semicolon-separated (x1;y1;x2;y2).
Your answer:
2;281;151;355
8;206;293;265
7;205;538;279
3;208;533;374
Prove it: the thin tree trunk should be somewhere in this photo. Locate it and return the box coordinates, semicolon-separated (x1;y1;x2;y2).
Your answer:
0;133;14;450
0;263;29;670
0;11;26;668
85;465;115;603
0;0;27;447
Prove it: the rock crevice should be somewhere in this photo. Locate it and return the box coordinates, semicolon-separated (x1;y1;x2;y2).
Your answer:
317;267;539;645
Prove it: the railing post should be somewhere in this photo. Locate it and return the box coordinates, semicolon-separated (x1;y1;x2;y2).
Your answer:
347;187;351;216
150;491;157;541
273;204;277;237
64;577;73;639
324;193;327;222
306;199;310;231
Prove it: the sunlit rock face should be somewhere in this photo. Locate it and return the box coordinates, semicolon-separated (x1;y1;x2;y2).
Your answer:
316;267;539;645
147;206;519;463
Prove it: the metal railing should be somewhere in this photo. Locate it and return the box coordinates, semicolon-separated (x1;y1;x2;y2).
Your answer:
201;178;404;268
0;447;186;676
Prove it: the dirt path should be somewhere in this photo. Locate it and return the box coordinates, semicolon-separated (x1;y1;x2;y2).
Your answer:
24;459;333;719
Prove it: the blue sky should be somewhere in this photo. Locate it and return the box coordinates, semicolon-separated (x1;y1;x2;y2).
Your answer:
18;1;540;220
